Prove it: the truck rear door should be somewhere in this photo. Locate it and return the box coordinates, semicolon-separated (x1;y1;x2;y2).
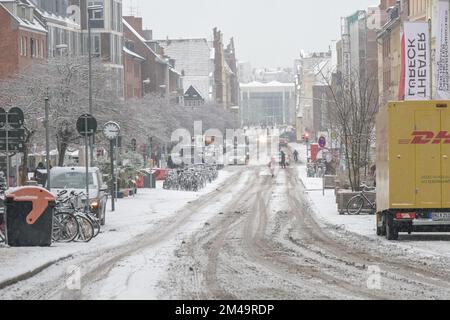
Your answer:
415;110;441;208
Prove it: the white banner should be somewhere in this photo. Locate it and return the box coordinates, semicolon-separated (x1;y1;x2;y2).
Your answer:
436;0;450;99
404;21;431;100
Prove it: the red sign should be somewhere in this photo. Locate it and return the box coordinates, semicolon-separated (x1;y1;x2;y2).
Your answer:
310;143;319;161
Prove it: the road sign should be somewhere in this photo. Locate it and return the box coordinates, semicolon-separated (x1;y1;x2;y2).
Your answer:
77;114;97;136
0;129;25;140
7;107;24;129
319;136;326;148
331;132;338;140
0;142;25;152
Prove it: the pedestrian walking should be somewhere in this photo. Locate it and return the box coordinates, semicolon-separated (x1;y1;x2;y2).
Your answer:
268;156;276;178
293;150;299;163
280;151;286;169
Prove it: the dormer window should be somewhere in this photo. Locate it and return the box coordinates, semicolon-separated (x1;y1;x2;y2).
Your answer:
19;5;26;20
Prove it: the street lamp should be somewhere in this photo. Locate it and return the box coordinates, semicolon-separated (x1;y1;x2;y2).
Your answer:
87;4;103;166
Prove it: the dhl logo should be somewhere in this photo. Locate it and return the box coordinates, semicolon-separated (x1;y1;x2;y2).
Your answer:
399;131;450;145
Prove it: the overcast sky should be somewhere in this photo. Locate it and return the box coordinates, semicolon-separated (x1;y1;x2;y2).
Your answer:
122;0;378;69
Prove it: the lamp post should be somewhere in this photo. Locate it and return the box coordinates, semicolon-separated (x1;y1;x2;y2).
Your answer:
87;5;103;166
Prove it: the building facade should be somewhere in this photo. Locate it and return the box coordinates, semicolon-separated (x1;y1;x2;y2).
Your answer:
156;38;213;105
123;16;182;102
240;81;295;127
123;45;143;99
30;0;82;57
294;51;332;140
0;0;47;78
71;0;124;96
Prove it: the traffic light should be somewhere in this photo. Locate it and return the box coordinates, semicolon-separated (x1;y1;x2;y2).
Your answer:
303;132;310;143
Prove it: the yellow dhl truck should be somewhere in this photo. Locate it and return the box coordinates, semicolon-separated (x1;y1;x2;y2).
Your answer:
376;100;450;240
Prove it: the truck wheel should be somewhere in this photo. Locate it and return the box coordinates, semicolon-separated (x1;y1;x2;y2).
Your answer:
385;213;398;240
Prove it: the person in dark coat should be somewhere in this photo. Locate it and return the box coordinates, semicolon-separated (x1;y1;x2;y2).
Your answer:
34;162;46;186
280;151;287;169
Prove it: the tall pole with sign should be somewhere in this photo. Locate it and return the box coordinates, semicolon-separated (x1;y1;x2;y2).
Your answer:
77;114;97;213
0;108;25;189
45;97;51;190
103;121;120;212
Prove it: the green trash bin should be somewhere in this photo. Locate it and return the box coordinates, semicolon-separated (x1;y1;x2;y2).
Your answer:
5;187;56;247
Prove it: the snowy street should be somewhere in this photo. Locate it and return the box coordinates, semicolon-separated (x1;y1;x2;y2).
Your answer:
2;156;450;300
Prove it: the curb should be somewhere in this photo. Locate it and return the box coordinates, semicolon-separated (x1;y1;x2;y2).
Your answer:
0;254;73;290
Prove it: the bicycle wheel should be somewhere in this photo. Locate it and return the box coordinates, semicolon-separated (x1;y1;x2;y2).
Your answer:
87;214;101;238
347;196;365;215
75;215;95;243
53;212;79;243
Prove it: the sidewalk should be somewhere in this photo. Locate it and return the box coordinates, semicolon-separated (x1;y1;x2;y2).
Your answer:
291;142;450;259
0;170;233;288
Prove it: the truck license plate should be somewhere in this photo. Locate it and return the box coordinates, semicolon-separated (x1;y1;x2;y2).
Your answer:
432;212;450;221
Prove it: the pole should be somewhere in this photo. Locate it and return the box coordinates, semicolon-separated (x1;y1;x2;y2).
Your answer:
45;97;51;190
149;137;153;188
88;11;94;166
110;139;115;211
5;121;9;190
84;117;90;213
115;136;119;202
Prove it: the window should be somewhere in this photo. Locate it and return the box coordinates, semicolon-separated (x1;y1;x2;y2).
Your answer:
19;37;24;56
88;1;104;20
30;38;35;58
92;34;100;56
51;172;95;189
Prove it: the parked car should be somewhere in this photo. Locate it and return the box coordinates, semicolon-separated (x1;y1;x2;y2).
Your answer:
48;167;108;225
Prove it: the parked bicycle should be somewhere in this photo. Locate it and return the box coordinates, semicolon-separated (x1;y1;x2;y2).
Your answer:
0;190;6;244
52;190;99;243
163;164;218;192
346;183;376;215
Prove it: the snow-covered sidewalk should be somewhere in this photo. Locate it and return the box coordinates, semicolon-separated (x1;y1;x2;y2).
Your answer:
0;170;233;287
290;142;450;259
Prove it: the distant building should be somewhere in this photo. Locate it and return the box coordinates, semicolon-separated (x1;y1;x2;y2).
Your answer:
155;38;213;105
184;85;205;107
238;61;252;83
0;0;47;78
294;51;332;140
240;81;295;127
253;68;293;83
123;16;182;102
213;27;239;109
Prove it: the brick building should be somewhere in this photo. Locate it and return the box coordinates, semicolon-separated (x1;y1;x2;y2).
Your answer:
123;16;182;102
123;46;144;99
0;0;47;78
213;27;239;109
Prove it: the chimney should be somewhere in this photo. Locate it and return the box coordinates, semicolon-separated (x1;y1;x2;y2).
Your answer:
123;16;144;36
